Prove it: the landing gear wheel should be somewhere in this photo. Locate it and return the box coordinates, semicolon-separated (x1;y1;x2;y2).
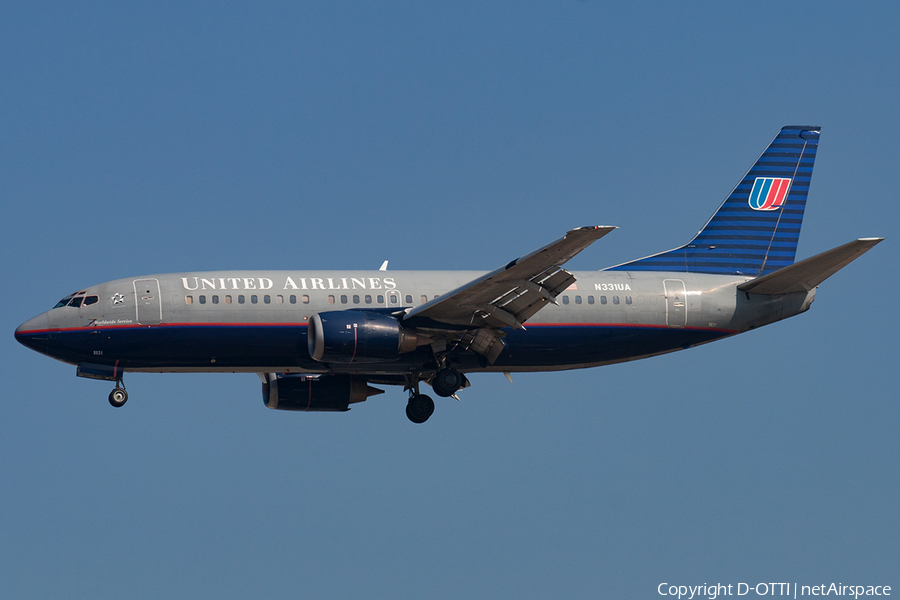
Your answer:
109;387;128;408
432;368;464;397
406;394;434;424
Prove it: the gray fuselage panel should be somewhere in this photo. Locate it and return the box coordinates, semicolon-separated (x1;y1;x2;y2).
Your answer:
28;269;814;375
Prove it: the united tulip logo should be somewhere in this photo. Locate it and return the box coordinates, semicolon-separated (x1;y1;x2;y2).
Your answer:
748;177;791;211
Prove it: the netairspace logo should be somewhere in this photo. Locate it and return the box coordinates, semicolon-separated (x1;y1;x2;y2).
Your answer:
657;582;891;599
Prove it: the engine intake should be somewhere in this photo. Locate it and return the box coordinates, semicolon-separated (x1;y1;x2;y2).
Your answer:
307;311;422;363
261;374;383;411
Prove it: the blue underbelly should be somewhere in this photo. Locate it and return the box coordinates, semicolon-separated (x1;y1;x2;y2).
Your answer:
43;323;730;371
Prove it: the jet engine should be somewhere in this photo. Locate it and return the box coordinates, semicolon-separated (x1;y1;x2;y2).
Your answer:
261;373;383;411
307;311;424;363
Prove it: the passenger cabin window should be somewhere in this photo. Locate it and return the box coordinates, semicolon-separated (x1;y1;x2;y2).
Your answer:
562;296;569;305
251;295;258;304
340;295;348;304
420;295;428;304
276;295;284;304
185;296;193;305
290;295;296;304
588;296;595;305
238;295;245;304
328;295;335;304
225;295;232;304
575;296;582;304
302;295;310;304
353;295;360;304
613;296;620;305
377;295;384;303
199;296;206;304
264;295;271;304
601;296;607;305
212;295;219;304
625;296;632;305
365;295;372;304
405;295;413;304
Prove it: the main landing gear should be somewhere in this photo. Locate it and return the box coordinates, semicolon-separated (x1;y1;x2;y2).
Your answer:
431;367;464;398
108;379;128;408
404;367;467;423
405;375;435;424
406;393;435;424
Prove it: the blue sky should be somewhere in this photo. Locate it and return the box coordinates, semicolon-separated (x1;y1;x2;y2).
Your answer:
2;2;898;598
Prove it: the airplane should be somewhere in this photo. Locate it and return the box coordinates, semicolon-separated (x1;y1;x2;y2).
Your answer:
15;126;883;423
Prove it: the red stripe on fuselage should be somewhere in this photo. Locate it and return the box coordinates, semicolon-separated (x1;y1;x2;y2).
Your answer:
17;321;740;336
16;322;311;335
524;322;739;334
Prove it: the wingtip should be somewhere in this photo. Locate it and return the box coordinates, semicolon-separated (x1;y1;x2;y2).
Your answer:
570;225;617;236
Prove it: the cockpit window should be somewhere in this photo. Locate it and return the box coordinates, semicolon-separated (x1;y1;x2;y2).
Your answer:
53;292;97;309
54;296;74;309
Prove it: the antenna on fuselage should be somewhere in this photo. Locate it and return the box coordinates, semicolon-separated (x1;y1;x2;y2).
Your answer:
379;261;388;271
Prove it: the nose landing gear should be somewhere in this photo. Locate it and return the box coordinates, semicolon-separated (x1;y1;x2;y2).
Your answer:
108;380;128;408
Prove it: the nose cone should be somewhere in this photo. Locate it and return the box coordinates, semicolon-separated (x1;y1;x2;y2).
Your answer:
15;313;50;355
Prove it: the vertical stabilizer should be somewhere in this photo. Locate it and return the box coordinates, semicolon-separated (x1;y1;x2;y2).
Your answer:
608;126;820;276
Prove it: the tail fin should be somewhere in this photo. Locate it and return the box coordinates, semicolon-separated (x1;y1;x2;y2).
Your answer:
607;125;820;276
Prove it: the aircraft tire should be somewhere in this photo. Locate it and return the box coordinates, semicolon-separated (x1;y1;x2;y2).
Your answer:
406;394;434;424
432;368;463;397
109;387;128;408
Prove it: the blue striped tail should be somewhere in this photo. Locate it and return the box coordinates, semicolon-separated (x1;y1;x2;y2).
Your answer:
607;126;820;276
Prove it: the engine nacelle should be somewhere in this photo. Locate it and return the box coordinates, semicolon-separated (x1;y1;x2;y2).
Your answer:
261;374;383;411
307;311;422;363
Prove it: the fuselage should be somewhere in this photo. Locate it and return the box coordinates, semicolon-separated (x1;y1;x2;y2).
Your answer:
14;269;816;376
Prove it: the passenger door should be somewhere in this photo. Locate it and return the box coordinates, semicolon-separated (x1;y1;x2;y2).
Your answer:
133;279;162;325
663;279;686;328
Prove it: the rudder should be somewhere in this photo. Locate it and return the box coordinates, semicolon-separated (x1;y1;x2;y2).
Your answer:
607;126;820;276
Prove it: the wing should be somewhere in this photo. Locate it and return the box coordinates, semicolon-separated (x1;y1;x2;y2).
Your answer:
403;226;615;334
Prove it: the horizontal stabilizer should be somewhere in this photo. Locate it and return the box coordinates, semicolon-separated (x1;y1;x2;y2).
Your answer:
738;238;883;295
